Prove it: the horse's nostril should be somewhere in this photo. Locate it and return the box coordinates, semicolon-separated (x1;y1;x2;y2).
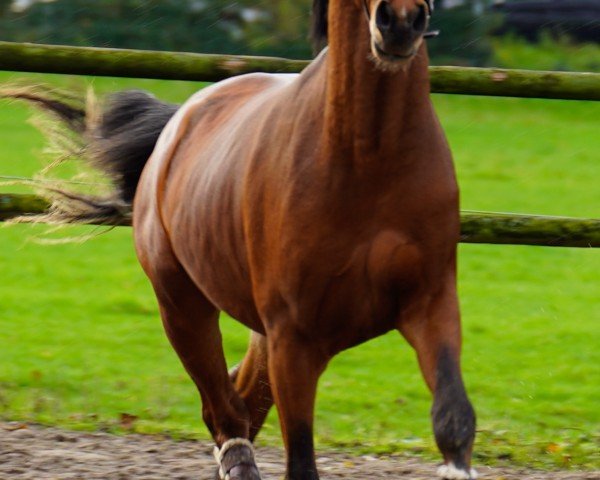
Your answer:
375;1;394;31
412;4;428;33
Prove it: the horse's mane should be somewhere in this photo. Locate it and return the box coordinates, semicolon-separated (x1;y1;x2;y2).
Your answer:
311;0;329;54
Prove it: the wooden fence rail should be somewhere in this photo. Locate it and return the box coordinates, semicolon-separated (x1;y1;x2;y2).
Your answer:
1;43;598;248
1;194;598;248
1;41;599;100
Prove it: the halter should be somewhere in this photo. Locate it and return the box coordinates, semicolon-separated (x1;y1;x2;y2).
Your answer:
362;0;440;39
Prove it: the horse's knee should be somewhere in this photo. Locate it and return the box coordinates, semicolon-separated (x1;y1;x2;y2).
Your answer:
431;348;476;471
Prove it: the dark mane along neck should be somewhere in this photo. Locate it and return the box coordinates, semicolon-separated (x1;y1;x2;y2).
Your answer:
323;0;432;169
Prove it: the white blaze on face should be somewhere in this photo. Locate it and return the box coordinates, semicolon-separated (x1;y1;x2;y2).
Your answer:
369;5;384;44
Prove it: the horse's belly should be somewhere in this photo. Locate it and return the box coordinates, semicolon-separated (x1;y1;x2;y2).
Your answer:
168;214;265;333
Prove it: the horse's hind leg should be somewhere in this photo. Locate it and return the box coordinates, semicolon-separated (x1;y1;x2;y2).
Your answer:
400;279;477;480
137;231;261;479
230;332;274;441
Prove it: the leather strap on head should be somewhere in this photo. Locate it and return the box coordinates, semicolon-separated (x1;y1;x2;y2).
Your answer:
422;0;440;38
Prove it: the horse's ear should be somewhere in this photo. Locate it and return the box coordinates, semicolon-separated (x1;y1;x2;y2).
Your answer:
310;0;329;55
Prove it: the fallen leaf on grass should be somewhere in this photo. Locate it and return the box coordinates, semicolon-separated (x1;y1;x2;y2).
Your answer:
119;413;139;431
546;442;562;453
3;423;28;431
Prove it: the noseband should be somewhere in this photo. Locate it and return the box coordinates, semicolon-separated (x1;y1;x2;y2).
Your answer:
362;0;440;38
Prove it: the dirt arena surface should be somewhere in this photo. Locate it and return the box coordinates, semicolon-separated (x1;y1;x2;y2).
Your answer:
1;423;598;480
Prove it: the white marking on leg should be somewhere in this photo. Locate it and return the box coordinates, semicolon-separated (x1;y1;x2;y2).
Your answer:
213;438;255;480
437;462;479;479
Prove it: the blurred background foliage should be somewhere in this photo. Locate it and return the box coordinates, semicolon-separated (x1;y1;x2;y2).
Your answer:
0;0;598;70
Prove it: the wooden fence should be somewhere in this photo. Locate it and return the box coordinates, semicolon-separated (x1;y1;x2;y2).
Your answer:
0;41;598;248
1;41;599;100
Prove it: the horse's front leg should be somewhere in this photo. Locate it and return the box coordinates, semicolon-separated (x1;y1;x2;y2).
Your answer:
400;277;477;480
267;328;329;480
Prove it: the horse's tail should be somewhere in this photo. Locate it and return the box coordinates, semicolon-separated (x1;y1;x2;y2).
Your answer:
0;85;178;225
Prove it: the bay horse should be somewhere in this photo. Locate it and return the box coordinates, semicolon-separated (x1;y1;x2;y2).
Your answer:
5;0;477;478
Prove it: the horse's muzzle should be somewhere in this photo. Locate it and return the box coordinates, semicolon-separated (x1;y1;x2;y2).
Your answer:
371;0;428;62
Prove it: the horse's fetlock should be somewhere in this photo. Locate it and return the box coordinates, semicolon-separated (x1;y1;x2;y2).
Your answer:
286;423;319;480
432;348;476;464
432;391;476;456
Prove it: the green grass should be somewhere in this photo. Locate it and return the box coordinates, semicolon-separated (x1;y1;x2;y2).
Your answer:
0;72;598;470
491;34;600;73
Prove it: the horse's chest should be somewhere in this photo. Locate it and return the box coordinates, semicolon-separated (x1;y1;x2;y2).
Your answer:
267;229;436;350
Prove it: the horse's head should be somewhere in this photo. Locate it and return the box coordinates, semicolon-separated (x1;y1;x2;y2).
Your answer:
364;0;433;68
312;0;435;70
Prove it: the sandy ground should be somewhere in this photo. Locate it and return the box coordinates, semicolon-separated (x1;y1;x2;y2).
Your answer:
1;423;598;480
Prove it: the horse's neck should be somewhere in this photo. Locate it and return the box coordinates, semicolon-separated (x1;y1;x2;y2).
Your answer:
323;2;432;170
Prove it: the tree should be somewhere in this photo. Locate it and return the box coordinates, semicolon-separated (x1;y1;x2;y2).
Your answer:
0;0;245;54
0;0;498;64
0;0;12;17
427;2;499;66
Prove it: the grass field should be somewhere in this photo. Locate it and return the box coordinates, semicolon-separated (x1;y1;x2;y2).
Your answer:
0;71;598;470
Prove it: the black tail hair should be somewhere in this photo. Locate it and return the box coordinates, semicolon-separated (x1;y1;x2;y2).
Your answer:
0;86;178;225
92;90;178;203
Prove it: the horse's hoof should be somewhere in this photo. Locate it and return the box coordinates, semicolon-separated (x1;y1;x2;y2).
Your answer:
214;438;262;480
437;463;478;480
213;465;261;480
228;464;261;480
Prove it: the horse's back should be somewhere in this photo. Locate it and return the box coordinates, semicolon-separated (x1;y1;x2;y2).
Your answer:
136;71;297;219
134;72;298;330
147;71;296;181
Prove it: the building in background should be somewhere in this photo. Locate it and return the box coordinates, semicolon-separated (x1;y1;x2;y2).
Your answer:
493;0;600;43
